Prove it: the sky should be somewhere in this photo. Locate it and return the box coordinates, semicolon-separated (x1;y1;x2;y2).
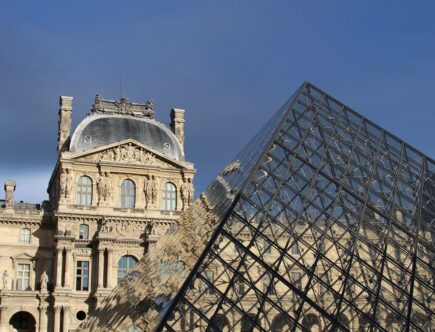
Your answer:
0;1;434;203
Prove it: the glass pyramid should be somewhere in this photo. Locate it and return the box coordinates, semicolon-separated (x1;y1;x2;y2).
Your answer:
156;82;434;331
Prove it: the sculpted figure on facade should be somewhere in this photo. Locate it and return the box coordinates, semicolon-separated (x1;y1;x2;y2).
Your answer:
83;143;171;168
143;176;153;208
97;171;112;204
40;270;49;291
65;168;74;199
60;168;68;199
2;270;9;290
151;175;159;205
181;177;194;210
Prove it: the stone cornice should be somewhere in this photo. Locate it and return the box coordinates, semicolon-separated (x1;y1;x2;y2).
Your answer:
54;212;179;225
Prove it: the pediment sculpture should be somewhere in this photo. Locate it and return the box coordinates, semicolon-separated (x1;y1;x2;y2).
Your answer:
79;143;173;168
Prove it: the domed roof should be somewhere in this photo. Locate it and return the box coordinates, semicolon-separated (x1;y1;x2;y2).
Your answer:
70;114;184;161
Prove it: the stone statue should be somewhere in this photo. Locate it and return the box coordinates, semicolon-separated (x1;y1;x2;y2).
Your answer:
180;181;190;211
143;176;153;208
181;178;194;210
151;176;158;204
65;168;74;198
2;270;9;290
97;171;111;203
60;168;68;198
40;270;49;291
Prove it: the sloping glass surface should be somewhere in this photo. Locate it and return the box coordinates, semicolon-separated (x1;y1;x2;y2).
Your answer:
157;82;434;331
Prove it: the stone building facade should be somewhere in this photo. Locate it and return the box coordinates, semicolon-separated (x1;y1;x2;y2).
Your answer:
0;95;195;332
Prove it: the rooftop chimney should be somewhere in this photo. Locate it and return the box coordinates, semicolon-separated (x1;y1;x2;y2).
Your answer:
57;96;73;153
4;180;16;208
170;108;185;148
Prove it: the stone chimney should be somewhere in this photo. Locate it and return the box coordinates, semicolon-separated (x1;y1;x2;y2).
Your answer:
170;108;185;148
57;96;73;152
4;180;16;208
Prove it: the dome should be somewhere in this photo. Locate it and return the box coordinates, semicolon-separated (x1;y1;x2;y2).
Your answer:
69;114;184;161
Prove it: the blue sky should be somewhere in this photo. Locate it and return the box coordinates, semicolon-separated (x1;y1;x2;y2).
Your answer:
1;1;434;203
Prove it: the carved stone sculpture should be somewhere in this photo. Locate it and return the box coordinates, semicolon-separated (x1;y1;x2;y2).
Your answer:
2;270;9;290
60;168;68;198
143;176;153;208
65;168;74;199
40;270;49;291
84;143;170;168
150;176;158;205
97;171;112;203
181;178;194;210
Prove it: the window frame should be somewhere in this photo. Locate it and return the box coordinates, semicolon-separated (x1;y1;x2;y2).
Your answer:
20;228;31;244
76;176;93;206
76;260;90;291
117;255;139;284
16;263;31;290
79;224;89;240
161;182;177;211
121;179;136;208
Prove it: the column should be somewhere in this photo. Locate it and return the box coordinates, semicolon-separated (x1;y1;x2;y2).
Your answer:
97;249;104;289
63;306;70;332
54;306;61;332
64;248;72;289
0;305;8;331
55;248;63;289
38;306;48;332
106;249;113;288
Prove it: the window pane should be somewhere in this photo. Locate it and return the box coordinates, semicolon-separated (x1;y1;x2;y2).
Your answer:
117;255;138;284
77;176;93;206
17;263;30;290
162;182;177;211
20;228;31;244
121;179;136;208
76;261;89;291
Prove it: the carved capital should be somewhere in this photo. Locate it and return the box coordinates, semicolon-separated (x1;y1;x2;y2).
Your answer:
38;306;48;313
54;305;62;312
63;305;71;312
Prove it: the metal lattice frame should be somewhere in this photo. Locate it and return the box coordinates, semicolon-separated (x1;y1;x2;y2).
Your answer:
157;82;434;332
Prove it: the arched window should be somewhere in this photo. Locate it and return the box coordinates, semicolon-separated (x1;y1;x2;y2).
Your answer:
117;255;138;284
76;176;93;206
20;228;31;244
121;179;136;208
162;182;177;211
79;224;89;240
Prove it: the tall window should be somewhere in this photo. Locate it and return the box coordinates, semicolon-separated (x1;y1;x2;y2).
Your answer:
121;179;136;208
76;261;89;291
17;263;30;290
162;182;177;211
20;228;31;244
79;224;89;240
117;255;138;284
77;176;93;206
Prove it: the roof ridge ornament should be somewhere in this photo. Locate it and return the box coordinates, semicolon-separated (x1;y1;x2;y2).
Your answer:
91;94;155;119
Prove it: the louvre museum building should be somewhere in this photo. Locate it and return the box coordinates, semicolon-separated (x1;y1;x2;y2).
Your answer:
0;82;433;332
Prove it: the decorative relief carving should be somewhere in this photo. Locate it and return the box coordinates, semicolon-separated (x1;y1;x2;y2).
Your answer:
91;95;155;119
81;143;171;167
99;218;146;237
